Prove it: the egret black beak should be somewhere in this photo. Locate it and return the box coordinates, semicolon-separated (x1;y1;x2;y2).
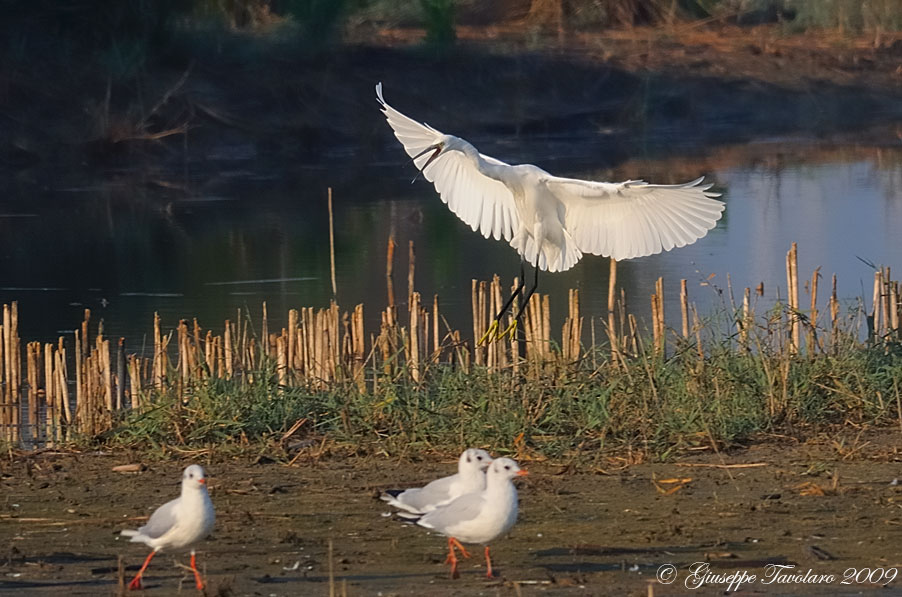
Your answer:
410;143;443;184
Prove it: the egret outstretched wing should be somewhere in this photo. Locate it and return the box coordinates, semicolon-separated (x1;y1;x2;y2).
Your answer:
376;83;519;242
545;176;724;261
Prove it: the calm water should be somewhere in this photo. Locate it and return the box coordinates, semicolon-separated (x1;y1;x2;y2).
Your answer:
1;141;900;348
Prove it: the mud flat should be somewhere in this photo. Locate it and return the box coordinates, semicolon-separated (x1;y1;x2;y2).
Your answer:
1;431;902;595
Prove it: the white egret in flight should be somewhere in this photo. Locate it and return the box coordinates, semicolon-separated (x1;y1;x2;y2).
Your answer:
376;83;724;341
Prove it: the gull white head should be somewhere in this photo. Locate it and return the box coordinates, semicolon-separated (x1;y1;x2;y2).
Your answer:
182;464;207;491
459;448;492;473
488;457;528;481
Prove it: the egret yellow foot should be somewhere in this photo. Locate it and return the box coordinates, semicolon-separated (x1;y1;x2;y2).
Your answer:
477;320;501;346
497;319;518;340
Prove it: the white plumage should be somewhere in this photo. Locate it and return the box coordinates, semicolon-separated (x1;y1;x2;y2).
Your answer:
376;82;724;272
412;457;527;578
121;464;215;590
381;448;493;514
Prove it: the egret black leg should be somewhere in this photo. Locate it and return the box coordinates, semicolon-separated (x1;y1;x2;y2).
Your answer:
478;262;526;345
514;262;540;322
497;261;526;322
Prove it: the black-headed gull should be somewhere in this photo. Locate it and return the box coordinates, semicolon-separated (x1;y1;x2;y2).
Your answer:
381;448;492;514
120;464;215;590
412;457;527;578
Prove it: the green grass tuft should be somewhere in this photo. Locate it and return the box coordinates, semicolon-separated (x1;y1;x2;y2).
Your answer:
109;302;902;462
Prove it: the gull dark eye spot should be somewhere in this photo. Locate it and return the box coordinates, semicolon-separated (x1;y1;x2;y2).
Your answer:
504;465;511;470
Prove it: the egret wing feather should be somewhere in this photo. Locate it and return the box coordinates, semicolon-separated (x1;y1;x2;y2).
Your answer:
376;83;519;242
544;175;724;261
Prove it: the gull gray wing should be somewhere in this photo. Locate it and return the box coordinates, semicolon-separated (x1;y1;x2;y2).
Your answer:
401;474;458;511
136;497;179;539
416;492;485;533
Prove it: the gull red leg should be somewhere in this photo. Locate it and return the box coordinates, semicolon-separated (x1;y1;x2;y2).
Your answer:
484;545;494;578
189;550;205;590
445;537;460;579
449;537;471;559
128;549;158;591
444;537;471;579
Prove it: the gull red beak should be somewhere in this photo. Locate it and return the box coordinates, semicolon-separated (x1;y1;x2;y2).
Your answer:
198;478;206;485
516;470;529;477
410;144;443;183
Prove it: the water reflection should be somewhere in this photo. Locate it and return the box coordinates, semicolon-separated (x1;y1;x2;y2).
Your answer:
0;144;899;347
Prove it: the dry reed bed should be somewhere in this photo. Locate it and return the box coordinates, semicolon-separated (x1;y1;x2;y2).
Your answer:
0;241;900;447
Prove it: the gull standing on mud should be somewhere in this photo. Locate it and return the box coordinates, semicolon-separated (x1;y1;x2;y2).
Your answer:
120;464;216;591
377;82;725;340
410;457;527;579
381;448;493;514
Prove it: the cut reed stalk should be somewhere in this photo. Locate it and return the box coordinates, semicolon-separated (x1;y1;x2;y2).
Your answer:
127;354;140;411
808;267;820;354
152;313;162;389
883;267;893;343
386;235;396;309
542;294;551;361
786;242;800;354
57;338;70;426
2;304;10;403
650;292;661;356
872;270;882;342
408;241;415;303
261;302;269;358
680;279;689;339
224;320;234;379
81;309;90;358
328;187;337;297
116;338;125;410
740;287;751;352
0;319;5;438
432;295;440;363
891;282;900;339
26;342;38;440
409;291;421;383
830;274;839;352
288;309;298;379
607;259;621;362
276;332;287;387
44;343;54;443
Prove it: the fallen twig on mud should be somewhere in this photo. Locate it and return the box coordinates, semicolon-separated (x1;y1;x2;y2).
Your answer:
0;515;147;525
674;462;768;469
112;463;145;473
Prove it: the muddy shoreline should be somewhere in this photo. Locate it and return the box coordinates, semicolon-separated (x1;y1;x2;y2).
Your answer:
3;430;902;595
